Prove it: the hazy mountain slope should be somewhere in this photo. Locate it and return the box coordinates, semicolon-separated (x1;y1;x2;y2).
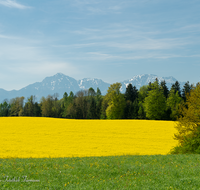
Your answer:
0;73;186;103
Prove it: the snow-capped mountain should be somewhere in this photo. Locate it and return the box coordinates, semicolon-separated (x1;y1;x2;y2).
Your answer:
0;73;186;103
120;74;185;92
0;73;110;102
78;78;110;95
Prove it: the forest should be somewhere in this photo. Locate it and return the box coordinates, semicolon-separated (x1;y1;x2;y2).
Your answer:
0;79;196;120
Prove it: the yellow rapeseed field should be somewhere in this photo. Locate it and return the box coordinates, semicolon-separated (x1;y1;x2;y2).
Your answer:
0;117;178;158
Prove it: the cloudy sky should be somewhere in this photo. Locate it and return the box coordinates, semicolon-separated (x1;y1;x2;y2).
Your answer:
0;0;200;90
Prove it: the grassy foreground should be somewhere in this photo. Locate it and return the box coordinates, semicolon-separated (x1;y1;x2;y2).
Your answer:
1;154;200;189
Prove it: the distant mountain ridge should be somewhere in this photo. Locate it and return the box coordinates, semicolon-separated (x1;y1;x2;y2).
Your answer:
120;74;183;92
0;73;185;103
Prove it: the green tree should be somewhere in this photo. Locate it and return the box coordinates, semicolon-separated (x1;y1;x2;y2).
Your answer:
40;95;54;117
166;89;183;120
23;96;35;116
61;92;69;118
138;85;148;103
68;91;75;106
124;84;139;119
182;81;192;102
144;81;166;120
88;87;96;97
105;83;126;119
100;96;108;119
124;100;139;119
0;101;10;116
96;87;101;98
171;81;181;97
160;80;169;99
138;102;146;119
170;83;200;154
87;97;97;119
62;91;75;118
96;88;102;119
52;96;62;118
132;99;139;119
125;84;138;102
72;90;88;119
34;102;42;116
63;92;68;102
137;85;148;119
10;97;25;116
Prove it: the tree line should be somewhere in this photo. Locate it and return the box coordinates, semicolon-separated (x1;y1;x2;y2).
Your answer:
0;79;195;121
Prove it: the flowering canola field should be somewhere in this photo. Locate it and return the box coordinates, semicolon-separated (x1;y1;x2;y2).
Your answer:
0;117;178;158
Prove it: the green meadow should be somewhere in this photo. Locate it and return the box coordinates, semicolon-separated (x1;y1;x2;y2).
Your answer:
0;154;200;189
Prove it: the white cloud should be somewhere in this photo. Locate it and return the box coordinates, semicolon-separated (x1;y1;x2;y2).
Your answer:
0;0;31;9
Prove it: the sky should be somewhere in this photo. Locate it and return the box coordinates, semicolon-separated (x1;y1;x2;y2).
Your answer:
0;0;200;90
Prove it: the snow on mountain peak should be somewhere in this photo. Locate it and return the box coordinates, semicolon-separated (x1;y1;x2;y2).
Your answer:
0;73;186;103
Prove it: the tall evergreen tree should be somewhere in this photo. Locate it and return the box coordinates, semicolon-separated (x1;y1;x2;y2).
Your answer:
148;82;152;91
88;97;97;119
96;87;101;97
34;102;42;116
124;84;139;119
125;84;138;102
63;92;68;101
160;80;169;99
182;81;192;102
95;87;102;119
62;92;69;118
88;87;96;97
137;85;148;119
171;81;181;97
0;101;10;116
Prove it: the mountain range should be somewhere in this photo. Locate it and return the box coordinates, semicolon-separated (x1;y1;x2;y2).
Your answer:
0;73;185;103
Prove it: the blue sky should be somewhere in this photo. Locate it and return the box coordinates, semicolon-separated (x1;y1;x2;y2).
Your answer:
0;0;200;90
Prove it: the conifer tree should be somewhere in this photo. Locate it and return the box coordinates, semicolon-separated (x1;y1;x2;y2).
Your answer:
171;81;181;97
160;80;169;99
182;81;192;102
125;84;138;102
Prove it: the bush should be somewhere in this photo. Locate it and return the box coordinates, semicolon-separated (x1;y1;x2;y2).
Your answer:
170;83;200;154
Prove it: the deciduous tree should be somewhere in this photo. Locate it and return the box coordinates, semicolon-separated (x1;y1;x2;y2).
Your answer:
166;89;183;120
10;97;25;116
144;81;166;120
105;83;126;119
170;83;200;154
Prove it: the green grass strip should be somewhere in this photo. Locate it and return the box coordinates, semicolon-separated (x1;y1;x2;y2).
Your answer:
0;155;200;189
